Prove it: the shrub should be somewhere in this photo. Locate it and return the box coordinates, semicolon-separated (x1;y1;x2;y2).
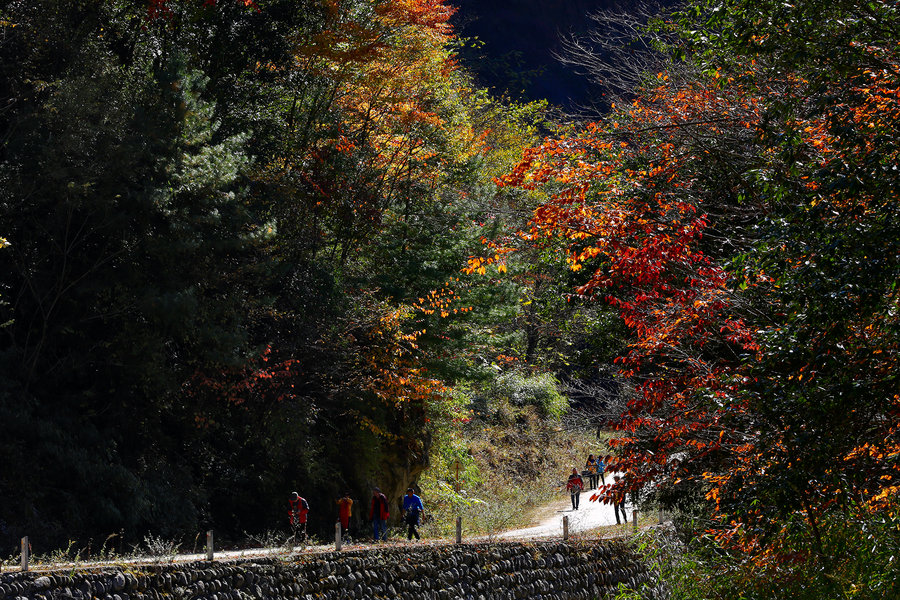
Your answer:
615;502;900;600
489;372;569;420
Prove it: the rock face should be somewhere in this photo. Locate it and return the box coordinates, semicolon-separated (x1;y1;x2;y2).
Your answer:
373;436;431;519
0;541;664;600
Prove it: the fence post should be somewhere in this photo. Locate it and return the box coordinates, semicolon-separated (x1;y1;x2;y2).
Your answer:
21;537;29;572
632;510;638;532
455;516;462;544
206;530;214;561
335;522;342;551
562;516;569;540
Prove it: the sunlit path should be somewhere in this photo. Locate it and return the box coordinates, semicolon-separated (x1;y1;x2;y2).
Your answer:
497;474;632;539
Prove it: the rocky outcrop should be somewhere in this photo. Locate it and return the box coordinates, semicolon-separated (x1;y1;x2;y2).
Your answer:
0;541;663;600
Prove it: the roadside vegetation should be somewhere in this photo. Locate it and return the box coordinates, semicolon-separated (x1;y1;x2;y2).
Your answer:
2;0;899;595
612;506;900;600
487;0;900;597
419;373;608;538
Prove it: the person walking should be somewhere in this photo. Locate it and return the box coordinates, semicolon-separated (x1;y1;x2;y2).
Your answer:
336;491;353;539
585;454;599;489
566;468;584;510
288;491;310;543
597;455;608;486
402;488;424;541
612;474;628;524
369;487;390;542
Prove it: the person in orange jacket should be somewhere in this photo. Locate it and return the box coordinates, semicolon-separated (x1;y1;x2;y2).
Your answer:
336;491;353;538
585;454;599;489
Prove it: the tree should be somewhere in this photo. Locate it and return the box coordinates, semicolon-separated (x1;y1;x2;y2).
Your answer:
0;0;557;550
496;0;900;576
0;0;268;544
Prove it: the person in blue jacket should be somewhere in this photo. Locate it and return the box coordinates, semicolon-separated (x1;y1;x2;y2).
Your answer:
597;455;608;486
402;488;425;540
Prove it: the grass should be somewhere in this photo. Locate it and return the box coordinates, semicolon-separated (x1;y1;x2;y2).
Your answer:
602;507;900;600
420;402;612;539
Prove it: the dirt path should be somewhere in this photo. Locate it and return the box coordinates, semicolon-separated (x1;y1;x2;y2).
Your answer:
496;477;633;539
14;477;642;572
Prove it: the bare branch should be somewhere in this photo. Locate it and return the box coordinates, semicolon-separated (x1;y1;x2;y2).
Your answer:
555;0;685;115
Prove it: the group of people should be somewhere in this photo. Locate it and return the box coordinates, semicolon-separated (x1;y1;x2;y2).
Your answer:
288;487;425;544
288;453;629;545
584;453;608;488
367;487;426;542
564;454;629;524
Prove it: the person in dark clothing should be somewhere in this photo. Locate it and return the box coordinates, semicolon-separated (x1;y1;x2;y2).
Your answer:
369;487;390;541
402;488;425;540
598;455;608;486
288;491;310;543
566;468;584;510
612;474;628;524
585;454;599;489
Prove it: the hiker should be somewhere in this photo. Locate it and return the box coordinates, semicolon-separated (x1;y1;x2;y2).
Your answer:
566;467;584;510
288;491;310;543
612;474;627;524
402;488;425;541
369;487;390;541
336;491;353;539
585;454;599;489
598;455;608;486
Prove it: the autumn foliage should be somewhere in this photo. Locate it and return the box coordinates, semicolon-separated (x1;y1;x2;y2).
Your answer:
496;1;900;570
1;0;547;548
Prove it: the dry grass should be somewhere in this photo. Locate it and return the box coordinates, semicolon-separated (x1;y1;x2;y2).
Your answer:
420;405;613;538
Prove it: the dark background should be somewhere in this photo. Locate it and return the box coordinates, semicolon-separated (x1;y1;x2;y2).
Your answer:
451;0;616;107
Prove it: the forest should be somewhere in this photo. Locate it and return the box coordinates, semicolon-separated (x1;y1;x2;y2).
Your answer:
1;0;898;598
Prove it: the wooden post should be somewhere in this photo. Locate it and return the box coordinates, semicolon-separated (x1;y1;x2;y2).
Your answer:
632;510;638;532
562;516;569;540
453;460;462;545
21;537;29;572
206;530;214;561
335;521;342;551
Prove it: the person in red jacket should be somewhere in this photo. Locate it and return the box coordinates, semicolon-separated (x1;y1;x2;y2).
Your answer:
369;487;390;542
566;467;584;510
289;491;309;543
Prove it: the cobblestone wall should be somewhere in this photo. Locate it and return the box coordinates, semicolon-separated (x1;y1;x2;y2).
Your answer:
0;541;663;600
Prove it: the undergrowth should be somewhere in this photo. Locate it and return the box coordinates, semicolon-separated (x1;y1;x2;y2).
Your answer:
419;374;610;538
611;506;900;600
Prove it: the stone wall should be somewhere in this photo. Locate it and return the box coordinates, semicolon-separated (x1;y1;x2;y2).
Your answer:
0;541;663;600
